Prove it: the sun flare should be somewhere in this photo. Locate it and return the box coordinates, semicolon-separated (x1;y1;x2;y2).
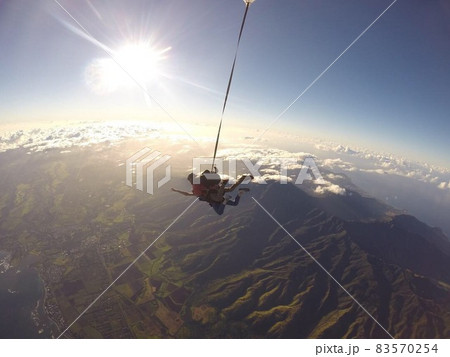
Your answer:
85;42;171;94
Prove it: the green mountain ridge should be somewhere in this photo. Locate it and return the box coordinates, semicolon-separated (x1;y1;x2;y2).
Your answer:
161;183;450;338
0;147;449;338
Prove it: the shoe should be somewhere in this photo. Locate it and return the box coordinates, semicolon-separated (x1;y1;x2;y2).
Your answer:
223;193;232;204
238;188;250;196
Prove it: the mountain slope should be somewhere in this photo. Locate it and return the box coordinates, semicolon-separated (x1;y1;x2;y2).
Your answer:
0;148;448;338
153;183;450;338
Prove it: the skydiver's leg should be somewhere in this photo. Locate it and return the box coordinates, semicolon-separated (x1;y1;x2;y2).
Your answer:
225;188;249;207
210;201;225;215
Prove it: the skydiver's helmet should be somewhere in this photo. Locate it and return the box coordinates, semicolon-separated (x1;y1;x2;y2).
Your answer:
187;173;194;184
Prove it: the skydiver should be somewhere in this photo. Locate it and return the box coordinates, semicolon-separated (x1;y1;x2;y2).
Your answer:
171;172;253;213
171;170;221;200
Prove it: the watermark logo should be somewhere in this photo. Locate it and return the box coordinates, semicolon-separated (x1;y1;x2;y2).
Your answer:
126;147;171;194
126;148;324;195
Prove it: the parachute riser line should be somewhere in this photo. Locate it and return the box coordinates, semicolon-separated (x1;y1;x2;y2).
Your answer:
211;2;251;170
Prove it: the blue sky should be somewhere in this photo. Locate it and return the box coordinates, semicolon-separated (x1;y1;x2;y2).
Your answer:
1;0;449;166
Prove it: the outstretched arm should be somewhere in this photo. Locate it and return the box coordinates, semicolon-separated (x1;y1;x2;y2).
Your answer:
171;188;195;196
224;174;253;192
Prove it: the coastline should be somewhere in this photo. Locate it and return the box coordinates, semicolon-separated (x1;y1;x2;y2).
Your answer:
36;267;66;339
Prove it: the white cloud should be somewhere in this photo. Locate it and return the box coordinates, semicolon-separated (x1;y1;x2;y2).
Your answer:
326;173;344;180
0;122;162;153
312;139;449;188
321;158;357;172
314;142;359;155
438;181;450;190
252;174;293;184
260;168;279;175
314;180;346;195
359;168;386;175
219;147;315;163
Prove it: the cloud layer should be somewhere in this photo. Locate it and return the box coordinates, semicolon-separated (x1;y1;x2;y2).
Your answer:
0;122;160;153
1;122;448;195
314;141;450;191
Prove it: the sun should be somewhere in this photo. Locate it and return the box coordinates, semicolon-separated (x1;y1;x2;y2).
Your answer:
85;42;171;95
115;43;170;82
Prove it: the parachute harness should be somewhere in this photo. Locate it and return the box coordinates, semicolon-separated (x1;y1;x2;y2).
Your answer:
211;0;254;170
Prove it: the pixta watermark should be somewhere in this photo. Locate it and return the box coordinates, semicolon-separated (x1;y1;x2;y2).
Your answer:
126;148;323;194
126;147;171;194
